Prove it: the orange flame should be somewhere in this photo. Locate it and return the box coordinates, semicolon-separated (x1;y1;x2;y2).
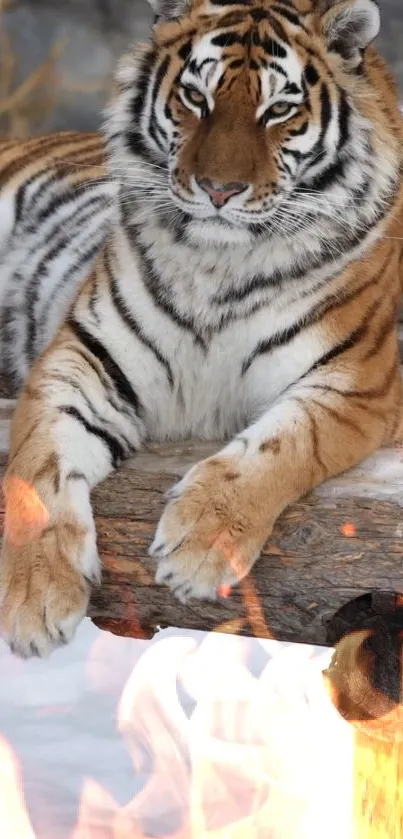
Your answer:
0;737;36;838
0;634;353;839
2;475;49;546
340;522;356;538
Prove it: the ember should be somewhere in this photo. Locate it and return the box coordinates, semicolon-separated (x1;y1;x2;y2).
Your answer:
340;522;356;538
2;475;49;546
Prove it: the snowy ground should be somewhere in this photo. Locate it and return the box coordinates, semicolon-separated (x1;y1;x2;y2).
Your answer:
0;620;354;838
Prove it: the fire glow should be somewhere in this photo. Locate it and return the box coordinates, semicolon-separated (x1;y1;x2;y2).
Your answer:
2;475;49;546
0;631;353;839
0;477;353;837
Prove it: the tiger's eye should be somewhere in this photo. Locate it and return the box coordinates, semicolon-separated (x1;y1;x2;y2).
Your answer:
270;101;292;116
182;85;206;107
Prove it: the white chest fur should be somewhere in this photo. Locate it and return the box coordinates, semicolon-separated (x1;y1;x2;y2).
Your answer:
83;223;333;442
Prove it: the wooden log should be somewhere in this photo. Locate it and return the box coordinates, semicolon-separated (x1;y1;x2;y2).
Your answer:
1;397;403;645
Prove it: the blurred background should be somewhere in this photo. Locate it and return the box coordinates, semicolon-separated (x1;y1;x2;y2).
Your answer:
0;0;402;138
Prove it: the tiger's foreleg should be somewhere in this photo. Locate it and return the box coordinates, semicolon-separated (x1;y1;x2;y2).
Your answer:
151;361;403;602
0;325;144;657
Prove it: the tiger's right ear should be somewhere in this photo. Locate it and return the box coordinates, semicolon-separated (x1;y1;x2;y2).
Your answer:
146;0;191;20
319;0;380;68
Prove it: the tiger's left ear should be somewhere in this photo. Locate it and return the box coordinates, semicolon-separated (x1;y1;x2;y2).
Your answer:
320;0;380;67
146;0;191;20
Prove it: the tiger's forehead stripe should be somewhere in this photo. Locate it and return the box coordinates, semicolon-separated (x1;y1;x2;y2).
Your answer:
155;0;306;49
153;0;341;105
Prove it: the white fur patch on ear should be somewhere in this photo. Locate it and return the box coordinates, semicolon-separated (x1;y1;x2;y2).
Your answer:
322;0;380;67
145;0;190;18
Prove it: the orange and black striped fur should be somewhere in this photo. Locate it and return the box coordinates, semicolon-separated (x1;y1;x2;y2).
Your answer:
1;0;403;657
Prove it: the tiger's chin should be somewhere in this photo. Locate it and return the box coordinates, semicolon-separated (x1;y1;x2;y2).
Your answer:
184;217;255;248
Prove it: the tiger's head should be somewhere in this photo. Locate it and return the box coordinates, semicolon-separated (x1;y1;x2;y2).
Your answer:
107;0;401;247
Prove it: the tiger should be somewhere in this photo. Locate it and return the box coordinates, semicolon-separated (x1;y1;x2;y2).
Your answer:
1;0;403;658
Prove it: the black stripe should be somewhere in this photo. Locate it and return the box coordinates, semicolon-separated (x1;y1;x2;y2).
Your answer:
60;405;126;468
14;183;27;226
149;55;171;151
249;8;269;22
259;37;287;59
26;239;101;363
68;318;144;416
178;41;192;61
211;32;247;47
211;0;252;5
23;169;70;218
307;323;368;374
242;319;305;375
271;0;299;8
268;14;290;45
36;180;94;224
279;156;293;176
272;5;302;27
12;147;102;230
25;237;69;362
104;250;175;388
363;306;397;360
304;82;332;172
126;223;208;351
69;341;110;390
126;130;156;163
241;256;391;375
316;83;332;147
214;272;278;306
131;48;156;121
37;198;108;330
307;360;398;401
306;159;345;192
337;90;350;151
269;60;287;77
0;133;81;189
281;150;301;169
35;193;106;261
289;120;309;137
304;62;319;87
229;58;245;70
67;470;87;482
284;81;301;95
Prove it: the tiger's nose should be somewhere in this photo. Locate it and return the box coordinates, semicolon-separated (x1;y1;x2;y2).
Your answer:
196;178;247;208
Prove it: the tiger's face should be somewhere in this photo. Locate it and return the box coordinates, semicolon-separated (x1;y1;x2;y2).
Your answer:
168;18;313;229
109;0;399;246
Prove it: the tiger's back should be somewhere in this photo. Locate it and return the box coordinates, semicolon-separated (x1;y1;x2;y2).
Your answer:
0;132;113;387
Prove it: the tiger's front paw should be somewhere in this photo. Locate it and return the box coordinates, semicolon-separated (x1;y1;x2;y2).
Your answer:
149;454;270;603
0;492;99;658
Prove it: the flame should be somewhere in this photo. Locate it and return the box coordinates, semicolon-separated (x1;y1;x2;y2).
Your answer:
0;737;36;838
340;522;356;538
0;632;353;839
2;475;49;546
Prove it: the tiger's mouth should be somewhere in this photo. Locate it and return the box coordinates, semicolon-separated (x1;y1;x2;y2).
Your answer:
169;188;272;229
